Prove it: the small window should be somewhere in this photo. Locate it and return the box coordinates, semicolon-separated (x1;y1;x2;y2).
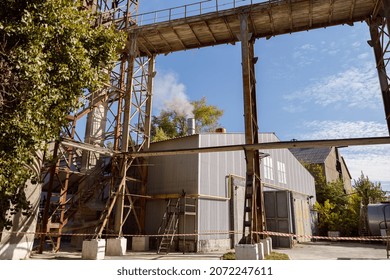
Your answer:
277;161;287;184
263;156;274;180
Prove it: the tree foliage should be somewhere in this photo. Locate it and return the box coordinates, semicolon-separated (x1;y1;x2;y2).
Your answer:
312;168;387;236
151;97;224;141
0;0;125;229
353;172;386;234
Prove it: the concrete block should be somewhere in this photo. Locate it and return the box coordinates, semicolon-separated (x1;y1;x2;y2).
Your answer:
82;239;106;260
132;236;149;251
257;243;265;260
260;239;270;256
235;244;261;260
266;237;273;252
106;238;127;256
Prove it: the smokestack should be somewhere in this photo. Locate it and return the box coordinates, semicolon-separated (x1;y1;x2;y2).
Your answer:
187;118;195;135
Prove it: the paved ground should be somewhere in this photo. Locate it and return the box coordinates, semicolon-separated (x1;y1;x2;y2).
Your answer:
274;241;389;260
28;241;389;260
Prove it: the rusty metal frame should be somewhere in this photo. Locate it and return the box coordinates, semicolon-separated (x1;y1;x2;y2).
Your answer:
369;0;390;134
239;13;265;244
38;0;156;251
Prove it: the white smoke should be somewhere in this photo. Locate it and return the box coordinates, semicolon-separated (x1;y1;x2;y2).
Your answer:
153;71;194;118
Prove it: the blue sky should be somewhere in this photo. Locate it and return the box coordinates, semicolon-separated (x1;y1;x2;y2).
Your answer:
138;0;390;191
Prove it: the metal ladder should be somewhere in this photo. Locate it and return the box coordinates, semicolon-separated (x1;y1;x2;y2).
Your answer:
157;198;180;254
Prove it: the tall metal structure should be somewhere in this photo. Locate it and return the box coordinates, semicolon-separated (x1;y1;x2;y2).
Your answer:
39;0;156;252
38;0;390;253
239;13;265;244
369;0;390;135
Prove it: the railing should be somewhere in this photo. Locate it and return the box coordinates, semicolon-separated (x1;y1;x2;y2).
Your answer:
137;0;272;26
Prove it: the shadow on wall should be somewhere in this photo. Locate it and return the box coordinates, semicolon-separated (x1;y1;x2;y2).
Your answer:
0;179;42;260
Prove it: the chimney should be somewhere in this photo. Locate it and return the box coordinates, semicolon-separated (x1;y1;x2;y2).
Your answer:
187;118;196;135
215;127;226;133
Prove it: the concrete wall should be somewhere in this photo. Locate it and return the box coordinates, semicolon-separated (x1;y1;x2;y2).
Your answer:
323;148;352;194
0;180;42;259
340;156;353;193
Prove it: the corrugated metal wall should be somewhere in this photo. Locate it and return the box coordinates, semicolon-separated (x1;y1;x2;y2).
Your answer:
198;134;246;241
147;136;199;195
145;133;316;247
145;136;199;238
197;133;315;241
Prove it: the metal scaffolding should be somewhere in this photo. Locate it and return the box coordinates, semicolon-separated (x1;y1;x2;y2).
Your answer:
38;0;390;253
38;0;156;252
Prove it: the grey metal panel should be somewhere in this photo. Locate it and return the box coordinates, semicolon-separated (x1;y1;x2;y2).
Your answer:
367;203;390;236
259;133;316;200
264;191;293;248
292;193;313;242
144;200;167;235
198;134;246;241
147;132;316;244
147;135;199;195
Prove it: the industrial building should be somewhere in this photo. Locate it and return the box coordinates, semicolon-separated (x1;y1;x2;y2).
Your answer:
145;132;316;251
289;147;353;194
2;0;390;260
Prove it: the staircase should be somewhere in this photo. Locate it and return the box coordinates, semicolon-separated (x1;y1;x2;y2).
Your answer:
157;199;181;254
43;161;107;251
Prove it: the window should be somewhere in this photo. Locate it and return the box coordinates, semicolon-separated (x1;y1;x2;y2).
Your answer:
263;156;274;180
277;161;287;184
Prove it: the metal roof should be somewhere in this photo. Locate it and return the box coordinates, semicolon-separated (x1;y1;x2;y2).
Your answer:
289;147;332;164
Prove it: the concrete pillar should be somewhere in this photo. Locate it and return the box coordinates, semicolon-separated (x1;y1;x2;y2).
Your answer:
132;236;149;251
260;239;270;256
235;243;264;260
82;239;106;260
266;236;273;252
106;238;127;256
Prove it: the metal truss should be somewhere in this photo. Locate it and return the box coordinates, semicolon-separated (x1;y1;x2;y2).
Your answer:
38;0;156;252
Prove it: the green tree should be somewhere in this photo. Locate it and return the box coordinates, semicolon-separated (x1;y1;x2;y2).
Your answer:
0;0;125;229
151;97;224;141
353;172;386;234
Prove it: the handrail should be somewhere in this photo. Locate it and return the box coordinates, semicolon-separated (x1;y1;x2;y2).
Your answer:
137;0;272;26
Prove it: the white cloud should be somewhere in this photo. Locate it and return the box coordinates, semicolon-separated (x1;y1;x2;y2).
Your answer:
342;146;390;190
299;120;388;139
282;104;305;113
292;44;317;66
300;44;316;51
297;120;390;190
153;71;194;117
352;41;361;48
357;53;369;59
284;65;381;110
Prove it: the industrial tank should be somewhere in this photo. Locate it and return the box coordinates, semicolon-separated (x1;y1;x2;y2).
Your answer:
367;203;390;236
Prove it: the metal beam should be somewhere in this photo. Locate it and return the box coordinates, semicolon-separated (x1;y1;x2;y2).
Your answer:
124;136;390;158
239;13;264;244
